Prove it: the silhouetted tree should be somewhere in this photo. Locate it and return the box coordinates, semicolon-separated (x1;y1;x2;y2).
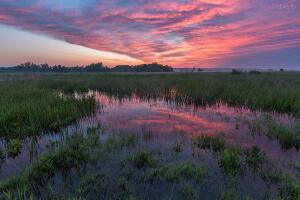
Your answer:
0;62;174;73
231;69;242;74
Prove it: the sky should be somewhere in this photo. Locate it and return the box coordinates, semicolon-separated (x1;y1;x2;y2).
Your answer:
0;0;299;68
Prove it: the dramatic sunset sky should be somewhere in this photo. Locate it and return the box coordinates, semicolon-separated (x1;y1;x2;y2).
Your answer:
0;0;299;68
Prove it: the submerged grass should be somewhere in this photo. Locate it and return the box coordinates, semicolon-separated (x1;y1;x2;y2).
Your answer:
144;161;204;183
279;176;300;199
219;148;241;176
196;135;299;199
261;166;300;199
196;135;266;175
0;131;103;200
248;114;300;150
1;127;297;199
267;123;300;150
1;130;203;199
0;134;89;193
7;139;22;157
131;150;156;169
196;135;226;152
245;146;265;169
172;142;183;153
163;161;204;182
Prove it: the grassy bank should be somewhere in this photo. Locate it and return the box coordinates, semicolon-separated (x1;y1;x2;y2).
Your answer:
14;72;300;115
0;81;96;139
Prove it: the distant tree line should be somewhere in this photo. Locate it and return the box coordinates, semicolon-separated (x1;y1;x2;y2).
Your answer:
0;62;173;73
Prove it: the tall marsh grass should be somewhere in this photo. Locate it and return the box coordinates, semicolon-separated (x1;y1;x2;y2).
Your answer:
0;81;96;138
26;72;300;115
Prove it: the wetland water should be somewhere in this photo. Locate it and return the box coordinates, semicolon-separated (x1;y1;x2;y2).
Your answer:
0;91;299;199
92;92;299;160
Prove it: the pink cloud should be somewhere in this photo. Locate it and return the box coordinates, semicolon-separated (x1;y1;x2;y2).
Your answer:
0;0;299;67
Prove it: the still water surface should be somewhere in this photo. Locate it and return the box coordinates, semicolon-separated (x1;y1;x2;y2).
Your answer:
0;91;299;181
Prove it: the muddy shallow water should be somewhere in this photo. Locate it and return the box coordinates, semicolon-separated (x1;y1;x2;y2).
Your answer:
0;91;299;182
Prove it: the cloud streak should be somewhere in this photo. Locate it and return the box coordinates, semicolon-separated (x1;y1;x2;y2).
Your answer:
0;0;299;67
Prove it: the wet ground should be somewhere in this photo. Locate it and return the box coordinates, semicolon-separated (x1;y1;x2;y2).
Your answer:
0;91;299;199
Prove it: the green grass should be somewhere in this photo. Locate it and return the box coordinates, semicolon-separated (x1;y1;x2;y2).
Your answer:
13;72;297;150
172;142;183;153
179;182;198;200
22;72;300;115
0;81;96;139
102;134;137;154
1;73;300;199
0;131;145;199
267;123;300;150
0;134;90;195
246;114;300;150
220;188;239;200
245;146;265;169
1;127;296;199
196;135;226;152
196;135;267;175
0;148;4;161
219;148;241;176
279;176;300;200
7;139;22;157
131;150;156;169
267;124;291;141
144;161;204;183
262;167;300;199
163;161;204;182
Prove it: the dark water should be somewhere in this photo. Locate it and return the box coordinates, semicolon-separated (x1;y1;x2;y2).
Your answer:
0;91;299;198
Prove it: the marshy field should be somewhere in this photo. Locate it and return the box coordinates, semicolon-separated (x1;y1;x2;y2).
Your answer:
0;72;300;200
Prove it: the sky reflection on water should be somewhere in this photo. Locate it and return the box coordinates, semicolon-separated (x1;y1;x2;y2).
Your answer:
0;91;299;181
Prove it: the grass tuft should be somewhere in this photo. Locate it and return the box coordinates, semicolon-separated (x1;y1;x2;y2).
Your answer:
219;148;240;176
7;139;22;157
164;161;204;182
245;146;265;169
172;142;183;153
131;150;156;169
196;135;226;152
